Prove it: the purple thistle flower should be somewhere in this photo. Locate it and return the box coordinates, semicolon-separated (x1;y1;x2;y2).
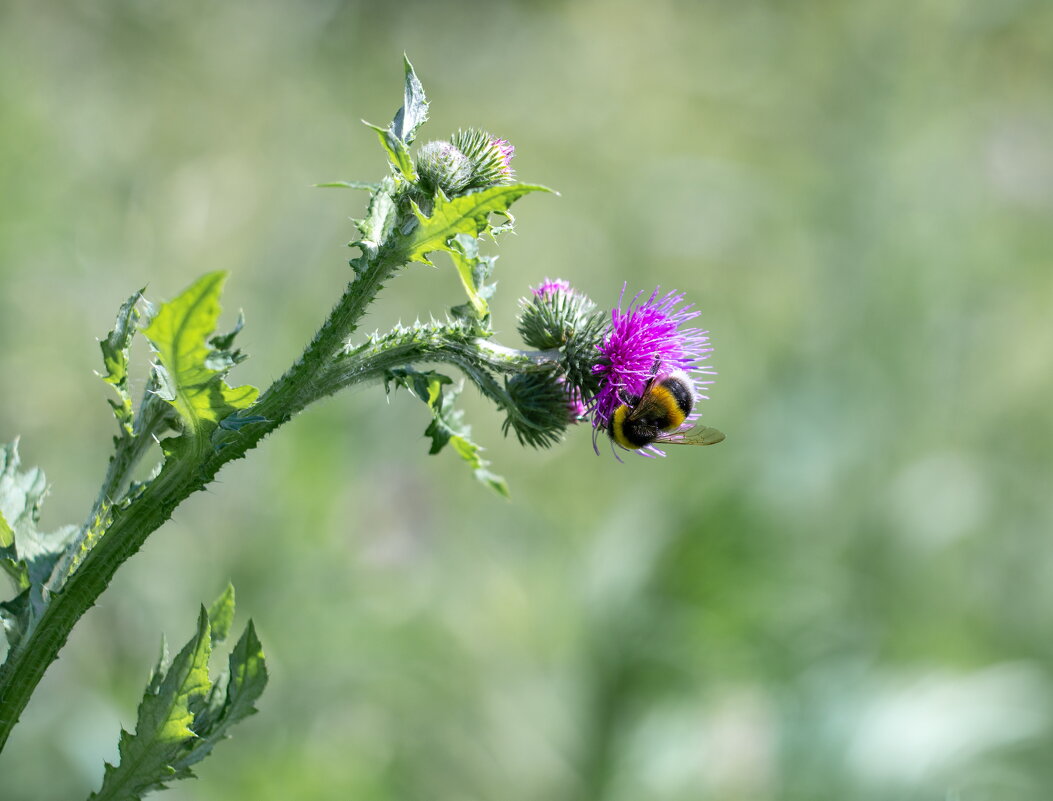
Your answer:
531;277;573;298
591;287;714;450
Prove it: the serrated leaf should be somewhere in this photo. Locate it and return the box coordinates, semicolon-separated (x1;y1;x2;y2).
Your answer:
174;620;267;775
0;510;28;590
387;368;508;496
207;311;245;353
91;589;267;801
401;183;550;267
366;122;416;181
349;176;397;266
142;273;258;442
449;436;510;497
0;511;13;550
392;55;428;145
431;412;509;497
0;441;76;647
17;523;77;590
206;583;235;647
146;636;170;696
0;442;46;546
0;589;30;644
100;290;145;435
205;311;248;374
446;233;498;322
223;621;267;723
91;608;213;801
385;366;452;409
362;56;429;180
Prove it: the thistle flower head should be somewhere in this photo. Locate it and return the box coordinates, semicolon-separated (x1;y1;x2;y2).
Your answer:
518;278;597;350
590;287;714;433
489;137;516;176
452;128;516;188
531;277;572;298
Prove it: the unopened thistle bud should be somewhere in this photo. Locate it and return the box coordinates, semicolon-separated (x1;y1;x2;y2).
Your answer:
502;370;571;448
517;278;606;405
415;140;473;195
452;129;516;189
518;278;597;350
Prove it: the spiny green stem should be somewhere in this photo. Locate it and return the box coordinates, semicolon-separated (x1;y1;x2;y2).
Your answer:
0;254;553;751
49;393;172;592
0;249;401;751
310;331;560;402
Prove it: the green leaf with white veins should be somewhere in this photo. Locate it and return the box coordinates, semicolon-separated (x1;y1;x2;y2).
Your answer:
143;272;258;441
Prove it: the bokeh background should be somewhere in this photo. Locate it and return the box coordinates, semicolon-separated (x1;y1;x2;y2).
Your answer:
2;1;1053;799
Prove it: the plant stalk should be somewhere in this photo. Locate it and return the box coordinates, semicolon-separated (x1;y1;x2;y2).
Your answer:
0;247;562;751
0;251;399;751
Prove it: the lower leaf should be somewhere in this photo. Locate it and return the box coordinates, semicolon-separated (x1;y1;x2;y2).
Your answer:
90;585;267;801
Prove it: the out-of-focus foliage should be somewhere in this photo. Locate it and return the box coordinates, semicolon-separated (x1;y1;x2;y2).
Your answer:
1;1;1052;800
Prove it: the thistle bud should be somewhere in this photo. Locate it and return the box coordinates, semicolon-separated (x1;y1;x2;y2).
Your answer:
415;140;473;195
517;278;598;350
516;279;606;407
451;129;516;189
502;370;572;448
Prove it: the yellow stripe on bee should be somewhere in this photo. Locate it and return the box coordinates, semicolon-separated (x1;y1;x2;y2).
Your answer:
649;383;689;431
610;405;640;449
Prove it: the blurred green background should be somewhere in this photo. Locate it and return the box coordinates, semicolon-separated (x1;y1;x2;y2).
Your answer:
2;1;1052;799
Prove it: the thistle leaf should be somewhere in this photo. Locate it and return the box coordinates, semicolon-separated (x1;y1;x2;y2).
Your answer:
446;233;498;324
143;273;258;442
90;608;212;800
90;587;267;801
315;180;381;191
100;290;145;436
349;176;398;270
362;55;430;181
401;183;550;267
386;368;509;497
366;122;416;181
392;54;429;145
175;620;267;774
0;441;76;648
205;583;236;647
0;509;28;591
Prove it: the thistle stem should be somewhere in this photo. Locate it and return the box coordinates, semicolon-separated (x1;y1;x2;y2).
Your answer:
0;250;400;751
0;246;561;751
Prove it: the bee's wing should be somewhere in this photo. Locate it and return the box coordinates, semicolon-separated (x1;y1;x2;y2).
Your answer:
655;425;726;446
624;389;668;422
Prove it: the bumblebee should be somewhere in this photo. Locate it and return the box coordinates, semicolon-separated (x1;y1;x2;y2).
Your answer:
607;369;725;450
